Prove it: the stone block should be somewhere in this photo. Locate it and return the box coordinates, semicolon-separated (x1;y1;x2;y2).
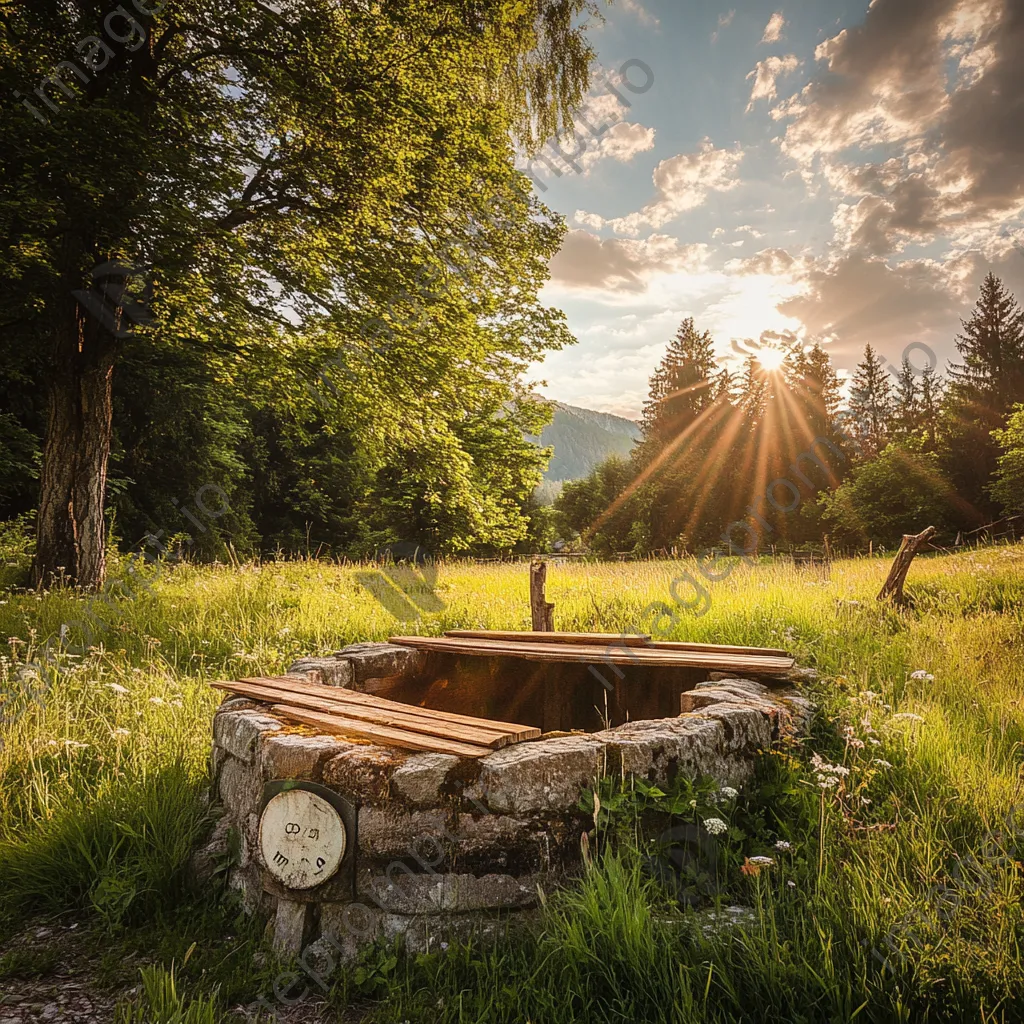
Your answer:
333;642;427;691
598;716;732;784
391;752;461;807
272;897;315;956
697;705;773;753
261;732;354;781
356;806;451;863
286;658;354;688
213;708;283;764
475;736;606;815
322;746;405;804
356;870;540;914
218;755;263;820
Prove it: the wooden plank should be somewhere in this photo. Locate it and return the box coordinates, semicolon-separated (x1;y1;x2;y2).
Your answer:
444;630;784;658
445;630;652;647
647;640;789;658
268;705;492;758
211;679;522;749
233;675;540;741
389;635;794;675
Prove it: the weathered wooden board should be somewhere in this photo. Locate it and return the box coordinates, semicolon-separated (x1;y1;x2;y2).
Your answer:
390;635;795;676
211;678;528;748
234;675;540;740
445;630;652;646
268;704;493;757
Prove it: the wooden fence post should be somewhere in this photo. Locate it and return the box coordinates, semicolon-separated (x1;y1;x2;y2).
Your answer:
878;526;936;605
530;559;555;632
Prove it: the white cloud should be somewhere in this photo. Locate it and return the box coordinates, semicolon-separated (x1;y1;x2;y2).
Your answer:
712;9;736;42
619;0;660;28
548;231;710;293
761;12;786;43
576;140;745;236
746;55;801;109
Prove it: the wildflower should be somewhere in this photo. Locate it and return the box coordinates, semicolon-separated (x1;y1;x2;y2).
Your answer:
112;728;130;738
860;797;872;806
891;713;924;723
817;776;838;789
909;670;934;681
748;856;775;866
689;799;697;808
868;738;881;746
105;683;129;695
720;786;739;800
860;690;881;704
787;880;796;888
440;942;449;951
703;817;728;836
774;840;792;851
848;738;865;750
148;696;165;705
741;858;763;877
872;759;893;769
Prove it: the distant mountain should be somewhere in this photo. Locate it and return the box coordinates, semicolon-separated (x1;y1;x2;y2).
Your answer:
529;402;641;500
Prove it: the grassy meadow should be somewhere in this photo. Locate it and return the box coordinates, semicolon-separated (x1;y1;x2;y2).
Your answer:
1;542;1024;1022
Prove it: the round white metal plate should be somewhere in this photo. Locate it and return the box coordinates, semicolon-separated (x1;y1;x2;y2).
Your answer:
258;789;347;890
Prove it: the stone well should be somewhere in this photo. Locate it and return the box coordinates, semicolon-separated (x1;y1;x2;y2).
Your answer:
202;642;812;961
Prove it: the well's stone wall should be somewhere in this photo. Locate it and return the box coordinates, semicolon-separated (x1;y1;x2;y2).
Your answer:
200;644;811;960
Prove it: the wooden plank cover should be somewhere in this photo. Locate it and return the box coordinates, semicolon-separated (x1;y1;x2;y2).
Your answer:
445;630;652;646
390;635;795;675
444;630;785;658
236;676;540;740
269;705;493;758
211;678;523;749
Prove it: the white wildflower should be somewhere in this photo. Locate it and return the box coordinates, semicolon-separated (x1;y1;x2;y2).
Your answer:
848;738;865;750
872;759;893;769
787;880;796;888
748;856;775;866
703;817;728;836
148;696;165;705
719;786;739;800
909;670;934;681
774;840;792;851
818;776;838;789
105;683;129;695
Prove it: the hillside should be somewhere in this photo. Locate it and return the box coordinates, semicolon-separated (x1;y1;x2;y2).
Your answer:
531;402;640;495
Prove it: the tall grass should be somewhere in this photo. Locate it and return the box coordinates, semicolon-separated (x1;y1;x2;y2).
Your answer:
1;542;1023;1019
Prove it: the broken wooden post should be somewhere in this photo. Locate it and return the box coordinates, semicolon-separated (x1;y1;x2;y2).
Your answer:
530;559;555;631
878;526;936;605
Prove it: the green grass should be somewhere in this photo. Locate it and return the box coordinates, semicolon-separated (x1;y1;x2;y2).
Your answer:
2;544;1024;1021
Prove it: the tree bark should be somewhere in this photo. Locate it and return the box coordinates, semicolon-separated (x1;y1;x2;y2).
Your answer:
34;245;119;591
530;559;555;631
877;526;936;605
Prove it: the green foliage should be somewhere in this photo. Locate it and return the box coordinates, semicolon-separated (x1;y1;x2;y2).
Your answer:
990;404;1024;517
116;962;221;1024
819;438;959;546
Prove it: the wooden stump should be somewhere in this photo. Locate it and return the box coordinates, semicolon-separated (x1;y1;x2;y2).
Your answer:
878;527;936;605
530;560;555;632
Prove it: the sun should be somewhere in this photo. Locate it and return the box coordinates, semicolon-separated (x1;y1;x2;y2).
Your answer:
757;346;787;372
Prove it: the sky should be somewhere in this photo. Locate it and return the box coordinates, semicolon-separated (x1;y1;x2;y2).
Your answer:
525;0;1024;419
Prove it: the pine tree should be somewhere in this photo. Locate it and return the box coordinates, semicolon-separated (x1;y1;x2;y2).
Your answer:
949;272;1024;413
848;345;894;457
790;342;842;439
919;363;943;450
639;318;718;453
892;357;920;440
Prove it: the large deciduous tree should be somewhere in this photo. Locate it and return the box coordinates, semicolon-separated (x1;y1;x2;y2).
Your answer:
0;0;597;588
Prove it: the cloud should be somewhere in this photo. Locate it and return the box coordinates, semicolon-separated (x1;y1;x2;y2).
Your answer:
520;68;656;185
548;231;710;293
619;0;660;28
576;140;745;236
761;12;786;43
772;0;1024;253
712;9;736;42
746;55;801;110
727;247;798;276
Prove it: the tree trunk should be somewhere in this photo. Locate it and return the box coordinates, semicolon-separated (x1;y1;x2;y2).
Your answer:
34;248;119;591
877;527;936;605
530;559;555;631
